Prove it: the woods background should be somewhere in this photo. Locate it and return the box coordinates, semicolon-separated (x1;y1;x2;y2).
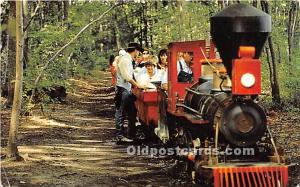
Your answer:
0;1;299;185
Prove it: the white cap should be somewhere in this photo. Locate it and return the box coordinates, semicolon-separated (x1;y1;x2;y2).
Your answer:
119;49;126;56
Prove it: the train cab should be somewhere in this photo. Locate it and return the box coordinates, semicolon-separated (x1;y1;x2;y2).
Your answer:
166;40;219;115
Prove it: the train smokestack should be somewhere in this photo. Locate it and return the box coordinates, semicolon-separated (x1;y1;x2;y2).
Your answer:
210;4;271;77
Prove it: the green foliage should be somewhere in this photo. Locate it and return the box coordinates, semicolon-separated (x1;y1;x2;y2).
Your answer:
259;0;300;108
25;1;111;92
26;22;68;90
24;1;299;108
150;1;211;50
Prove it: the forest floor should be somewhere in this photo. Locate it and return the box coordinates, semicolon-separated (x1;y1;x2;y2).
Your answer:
1;71;300;187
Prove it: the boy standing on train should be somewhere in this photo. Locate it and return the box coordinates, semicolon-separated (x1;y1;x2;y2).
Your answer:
115;42;144;143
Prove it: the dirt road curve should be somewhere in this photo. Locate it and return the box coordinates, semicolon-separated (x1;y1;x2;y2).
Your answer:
1;73;180;187
1;71;299;186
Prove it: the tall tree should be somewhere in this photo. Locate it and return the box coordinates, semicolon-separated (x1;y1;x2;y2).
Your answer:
63;0;69;21
287;0;298;63
0;1;10;99
0;1;9;53
7;1;16;106
57;1;63;22
7;0;24;160
113;14;121;50
23;0;29;71
261;0;281;104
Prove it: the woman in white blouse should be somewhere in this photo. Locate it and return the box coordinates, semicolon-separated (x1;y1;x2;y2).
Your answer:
137;58;161;89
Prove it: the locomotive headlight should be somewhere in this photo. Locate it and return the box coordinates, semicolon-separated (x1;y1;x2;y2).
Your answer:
241;73;255;88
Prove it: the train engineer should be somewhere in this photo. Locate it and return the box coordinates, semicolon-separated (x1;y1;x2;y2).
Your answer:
177;52;193;82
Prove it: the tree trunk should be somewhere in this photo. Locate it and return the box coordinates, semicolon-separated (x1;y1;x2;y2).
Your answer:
261;0;281;104
57;1;62;22
63;0;69;21
149;3;154;48
99;23;104;52
0;1;10;99
291;2;298;39
7;0;24;161
23;0;29;71
268;36;281;104
178;1;183;41
143;2;149;47
113;14;121;50
22;1;40;32
144;5;149;47
0;1;9;53
287;1;293;63
7;1;16;106
7;38;16;106
138;8;143;46
0;36;9;99
252;0;257;8
276;42;281;64
287;0;298;63
265;46;273;92
65;52;73;78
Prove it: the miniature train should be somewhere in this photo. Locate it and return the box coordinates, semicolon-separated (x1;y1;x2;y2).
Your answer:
133;4;288;187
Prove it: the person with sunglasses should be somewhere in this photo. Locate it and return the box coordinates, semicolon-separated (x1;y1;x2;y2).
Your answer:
134;48;152;81
137;48;151;68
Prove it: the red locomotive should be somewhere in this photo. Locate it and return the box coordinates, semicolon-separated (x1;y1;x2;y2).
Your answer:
133;4;288;187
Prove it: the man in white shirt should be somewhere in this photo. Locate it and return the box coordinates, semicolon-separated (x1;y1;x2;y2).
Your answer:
177;52;193;82
115;42;144;143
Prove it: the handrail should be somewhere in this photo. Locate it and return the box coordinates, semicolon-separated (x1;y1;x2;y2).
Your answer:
176;103;202;117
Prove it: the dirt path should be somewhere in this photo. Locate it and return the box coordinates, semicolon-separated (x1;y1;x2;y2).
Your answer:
1;71;299;186
0;73;179;187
